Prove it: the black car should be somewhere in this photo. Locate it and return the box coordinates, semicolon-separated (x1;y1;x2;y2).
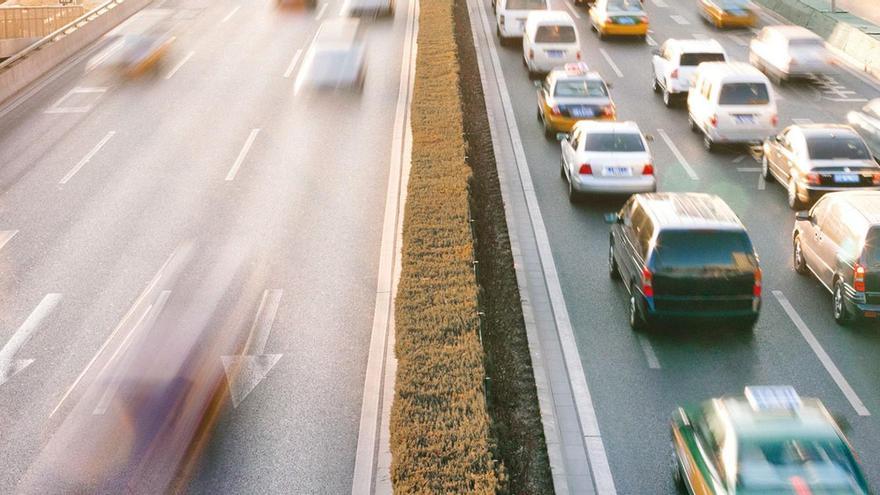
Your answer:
607;192;762;330
793;191;880;325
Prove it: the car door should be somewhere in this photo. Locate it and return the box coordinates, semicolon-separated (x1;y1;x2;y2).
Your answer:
766;128;792;179
563;128;581;177
652;41;668;83
798;198;828;275
815;202;844;286
776;131;801;182
616;200;641;284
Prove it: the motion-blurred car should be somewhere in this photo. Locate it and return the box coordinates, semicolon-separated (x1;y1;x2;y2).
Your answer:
607;193;761;331
341;0;394;17
537;63;615;138
651;38;727;107
295;19;366;93
275;0;318;9
86;9;175;78
762;124;880;209
495;0;551;46
846;98;880;160
750;25;833;84
589;0;649;41
522;11;581;77
697;0;757;28
687;62;778;151
560;120;655;201
671;386;869;494
793;191;880;324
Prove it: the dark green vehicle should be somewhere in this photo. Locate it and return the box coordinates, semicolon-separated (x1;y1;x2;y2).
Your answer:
671;386;870;494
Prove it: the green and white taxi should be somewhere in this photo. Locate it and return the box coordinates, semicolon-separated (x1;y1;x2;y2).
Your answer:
671;386;869;494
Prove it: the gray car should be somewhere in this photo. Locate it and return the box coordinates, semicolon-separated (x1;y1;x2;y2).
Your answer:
762;124;880;209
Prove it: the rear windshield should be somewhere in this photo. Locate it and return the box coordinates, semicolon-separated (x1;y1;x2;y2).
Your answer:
737;439;866;493
506;0;546;9
583;133;645;152
554;80;608;97
864;227;880;267
718;83;770;105
680;52;726;66
653;230;755;271
788;38;824;49
535;25;576;43
806;135;871;160
608;0;643;11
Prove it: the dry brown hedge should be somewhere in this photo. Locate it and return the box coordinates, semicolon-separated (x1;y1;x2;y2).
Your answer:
389;0;502;492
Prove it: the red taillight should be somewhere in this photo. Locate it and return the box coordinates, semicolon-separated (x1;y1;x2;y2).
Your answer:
709;115;718;127
753;268;762;298
642;163;654;175
854;263;866;292
670;69;679;79
551;105;561;115
576;51;581;61
603;104;615;117
529;49;534;60
640;16;649;24
771;114;779;126
871;172;880;185
805;172;821;185
642;266;654;298
579;163;593;175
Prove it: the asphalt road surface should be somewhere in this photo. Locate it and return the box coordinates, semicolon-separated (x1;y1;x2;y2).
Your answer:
0;0;409;492
476;0;880;492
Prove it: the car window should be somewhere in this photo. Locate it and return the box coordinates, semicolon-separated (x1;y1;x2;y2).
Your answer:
583;133;645;152
679;52;726;66
810;197;831;220
653;230;756;272
554;80;608;97
820;203;861;261
535;25;576;43
630;205;651;257
805;135;871;160
607;0;643;11
718;83;770;105
506;0;546;9
570;130;580;150
863;227;880;268
717;0;749;7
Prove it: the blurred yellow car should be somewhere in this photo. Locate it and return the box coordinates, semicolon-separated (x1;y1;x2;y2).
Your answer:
697;0;757;28
589;0;648;40
87;9;175;78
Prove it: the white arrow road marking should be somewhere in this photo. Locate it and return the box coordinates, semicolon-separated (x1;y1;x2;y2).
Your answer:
0;230;18;252
0;294;62;386
222;289;283;408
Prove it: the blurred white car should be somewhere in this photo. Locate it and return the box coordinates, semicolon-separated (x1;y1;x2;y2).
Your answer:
295;19;366;93
522;11;581;77
651;38;727;107
495;0;550;46
749;25;833;84
560;120;656;201
342;0;393;17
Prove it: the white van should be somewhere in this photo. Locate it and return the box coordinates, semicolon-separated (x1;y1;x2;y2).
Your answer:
687;62;778;152
495;0;550;46
522;11;580;77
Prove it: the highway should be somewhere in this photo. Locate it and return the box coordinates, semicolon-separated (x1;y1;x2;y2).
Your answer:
0;0;411;492
471;0;880;492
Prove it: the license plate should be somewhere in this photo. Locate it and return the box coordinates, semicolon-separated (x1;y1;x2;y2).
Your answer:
834;173;860;183
734;114;755;124
604;166;631;177
617;17;634;24
546;50;564;58
570;107;593;118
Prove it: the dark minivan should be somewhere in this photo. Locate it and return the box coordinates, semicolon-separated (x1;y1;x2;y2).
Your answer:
607;193;762;330
793;191;880;324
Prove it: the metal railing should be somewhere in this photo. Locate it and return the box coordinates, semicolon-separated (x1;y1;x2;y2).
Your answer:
0;5;85;40
0;0;123;72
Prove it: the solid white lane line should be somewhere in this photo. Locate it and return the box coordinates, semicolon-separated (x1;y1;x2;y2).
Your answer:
351;0;417;492
670;14;690;25
0;294;63;386
562;0;581;19
59;131;116;185
0;230;17;252
636;335;661;369
315;2;328;19
164;51;195;80
225;128;261;181
599;48;623;78
220;5;240;23
772;291;870;416
657;128;699;180
651;0;668;7
283;49;304;79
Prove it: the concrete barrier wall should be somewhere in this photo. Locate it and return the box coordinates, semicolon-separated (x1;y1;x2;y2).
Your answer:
0;0;150;105
754;0;880;79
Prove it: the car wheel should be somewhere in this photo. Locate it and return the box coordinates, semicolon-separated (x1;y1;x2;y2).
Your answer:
833;278;851;325
543;117;555;140
651;74;660;93
609;242;620;280
787;176;803;210
761;152;772;181
793;235;808;275
672;456;687;494
568;178;581;203
537;106;543;122
688;114;699;133
560;159;567;180
629;284;647;331
703;133;716;152
663;88;673;107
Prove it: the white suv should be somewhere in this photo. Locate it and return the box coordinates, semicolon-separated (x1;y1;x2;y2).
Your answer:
651;38;727;107
522;11;581;77
495;0;550;46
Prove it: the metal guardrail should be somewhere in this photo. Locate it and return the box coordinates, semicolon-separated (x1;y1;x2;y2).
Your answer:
0;0;124;72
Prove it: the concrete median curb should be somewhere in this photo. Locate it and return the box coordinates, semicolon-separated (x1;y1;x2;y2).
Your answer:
0;0;151;106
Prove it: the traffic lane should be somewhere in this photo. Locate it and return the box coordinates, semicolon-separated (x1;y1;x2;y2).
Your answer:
486;1;880;492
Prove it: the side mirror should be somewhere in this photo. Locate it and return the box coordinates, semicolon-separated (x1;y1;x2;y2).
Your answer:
556;132;569;142
796;211;811;222
644;133;655;142
604;213;621;224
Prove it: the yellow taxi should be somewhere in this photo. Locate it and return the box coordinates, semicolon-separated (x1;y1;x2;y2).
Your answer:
697;0;757;28
588;0;648;40
537;63;616;139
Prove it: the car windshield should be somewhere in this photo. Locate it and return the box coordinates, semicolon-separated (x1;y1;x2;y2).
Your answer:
607;0;643;11
583;132;644;152
506;0;546;9
717;0;750;7
535;25;576;43
653;230;755;272
718;83;770;105
806;135;871;160
680;52;726;66
737;438;867;494
554;80;608;97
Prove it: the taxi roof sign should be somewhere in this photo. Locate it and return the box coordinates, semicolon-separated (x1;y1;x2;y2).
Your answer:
564;62;590;75
744;386;802;412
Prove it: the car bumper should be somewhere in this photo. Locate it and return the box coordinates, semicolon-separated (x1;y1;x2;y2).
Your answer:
571;174;656;194
599;24;648;36
802;185;880;201
545;112;615;132
713;14;756;27
706;126;775;144
530;55;579;73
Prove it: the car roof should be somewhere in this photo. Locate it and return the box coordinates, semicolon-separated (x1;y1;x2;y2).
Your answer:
526;10;574;25
823;191;880;225
764;24;822;40
636;193;745;230
789;124;860;139
665;38;725;53
573;120;640;133
314;19;361;46
549;69;605;82
695;61;766;80
716;393;840;443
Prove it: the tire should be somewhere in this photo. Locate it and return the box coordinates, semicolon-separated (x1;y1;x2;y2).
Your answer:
833;278;852;325
663;88;673;107
688;113;699;133
560;159;567;180
703;133;716;152
735;316;758;332
787;176;803;210
651;74;660;93
629;284;647;331
568;178;581;203
609;242;621;280
537;106;543;122
543;118;555;140
793;235;808;275
761;152;772;181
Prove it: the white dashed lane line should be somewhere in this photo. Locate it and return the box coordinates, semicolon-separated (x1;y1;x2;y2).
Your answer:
220;5;240;23
0;230;17;252
637;335;661;369
59;131;116;185
656;128;699;180
225;128;261;181
599;48;623;78
670;14;690;25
